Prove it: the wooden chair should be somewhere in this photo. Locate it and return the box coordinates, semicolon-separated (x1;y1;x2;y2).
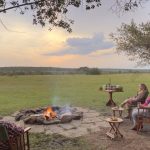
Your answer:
136;107;150;133
0;124;31;150
129;101;146;120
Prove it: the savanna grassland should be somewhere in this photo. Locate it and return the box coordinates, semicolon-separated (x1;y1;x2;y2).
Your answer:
0;73;150;116
1;73;150;150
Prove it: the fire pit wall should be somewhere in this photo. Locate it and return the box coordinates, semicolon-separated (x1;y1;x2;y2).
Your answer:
15;106;83;125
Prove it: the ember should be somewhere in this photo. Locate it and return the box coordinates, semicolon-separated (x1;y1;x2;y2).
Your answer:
43;106;57;120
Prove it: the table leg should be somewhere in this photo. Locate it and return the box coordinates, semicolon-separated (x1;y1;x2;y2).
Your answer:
113;123;123;138
106;92;116;107
113;110;115;117
107;122;123;139
109;122;116;133
119;110;122;117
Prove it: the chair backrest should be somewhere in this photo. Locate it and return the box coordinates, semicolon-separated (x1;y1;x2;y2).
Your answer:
0;124;9;141
0;124;31;150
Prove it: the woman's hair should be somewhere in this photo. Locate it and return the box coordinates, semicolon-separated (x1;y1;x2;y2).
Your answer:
140;83;148;91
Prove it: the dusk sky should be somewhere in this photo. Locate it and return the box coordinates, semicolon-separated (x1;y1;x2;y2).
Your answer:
0;1;150;68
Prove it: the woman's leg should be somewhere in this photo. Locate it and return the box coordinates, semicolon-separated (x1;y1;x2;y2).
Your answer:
121;98;131;107
131;108;145;129
132;108;138;126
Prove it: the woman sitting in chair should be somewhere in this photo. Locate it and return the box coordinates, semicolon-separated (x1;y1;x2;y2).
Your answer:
131;97;150;130
121;83;149;118
0;121;24;150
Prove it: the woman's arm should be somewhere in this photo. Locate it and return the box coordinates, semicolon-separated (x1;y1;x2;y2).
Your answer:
139;104;150;109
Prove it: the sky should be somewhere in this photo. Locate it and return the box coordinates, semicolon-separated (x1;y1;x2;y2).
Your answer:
0;0;150;69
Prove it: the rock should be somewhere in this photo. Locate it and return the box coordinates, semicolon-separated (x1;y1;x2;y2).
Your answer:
60;115;73;123
23;115;62;125
72;112;83;120
43;119;61;125
24;116;46;125
15;113;24;121
24;116;38;124
35;108;45;113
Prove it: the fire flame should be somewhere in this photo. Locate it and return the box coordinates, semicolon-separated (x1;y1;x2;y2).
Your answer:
43;106;57;120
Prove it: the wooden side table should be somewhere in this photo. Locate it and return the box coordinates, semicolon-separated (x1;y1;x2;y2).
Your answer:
105;117;123;139
104;90;123;107
112;107;124;117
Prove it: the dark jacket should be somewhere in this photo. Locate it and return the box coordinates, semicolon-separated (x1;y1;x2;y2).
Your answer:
134;90;149;104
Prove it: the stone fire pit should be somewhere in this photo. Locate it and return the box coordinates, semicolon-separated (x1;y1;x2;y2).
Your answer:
1;107;109;138
15;106;83;125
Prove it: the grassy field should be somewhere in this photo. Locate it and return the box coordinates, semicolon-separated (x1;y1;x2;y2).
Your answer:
0;73;150;116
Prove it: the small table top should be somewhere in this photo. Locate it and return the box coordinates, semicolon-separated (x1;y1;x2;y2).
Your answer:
112;107;124;111
104;89;123;93
105;117;123;123
105;89;117;92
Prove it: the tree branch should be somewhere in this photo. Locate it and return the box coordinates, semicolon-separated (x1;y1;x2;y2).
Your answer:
0;1;42;13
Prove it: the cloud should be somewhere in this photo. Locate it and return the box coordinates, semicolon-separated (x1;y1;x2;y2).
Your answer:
89;48;116;57
44;33;114;56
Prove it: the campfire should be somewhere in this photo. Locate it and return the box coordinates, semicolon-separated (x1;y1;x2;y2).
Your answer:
15;105;83;125
43;106;57;120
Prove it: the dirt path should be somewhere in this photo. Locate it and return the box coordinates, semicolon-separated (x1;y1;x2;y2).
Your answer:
84;119;150;150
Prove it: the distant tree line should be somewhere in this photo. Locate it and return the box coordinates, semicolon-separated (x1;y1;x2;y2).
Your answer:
0;67;149;75
0;67;101;75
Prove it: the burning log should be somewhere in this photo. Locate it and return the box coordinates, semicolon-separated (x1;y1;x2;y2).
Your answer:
43;106;57;120
24;116;44;124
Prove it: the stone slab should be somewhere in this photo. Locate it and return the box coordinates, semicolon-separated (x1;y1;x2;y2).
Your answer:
58;124;77;130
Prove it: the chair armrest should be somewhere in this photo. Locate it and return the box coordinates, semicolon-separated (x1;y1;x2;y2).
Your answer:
24;127;31;133
138;107;150;114
137;107;150;118
138;107;150;110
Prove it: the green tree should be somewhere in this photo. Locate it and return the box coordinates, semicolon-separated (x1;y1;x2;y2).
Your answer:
87;68;101;75
0;0;149;32
110;20;150;65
